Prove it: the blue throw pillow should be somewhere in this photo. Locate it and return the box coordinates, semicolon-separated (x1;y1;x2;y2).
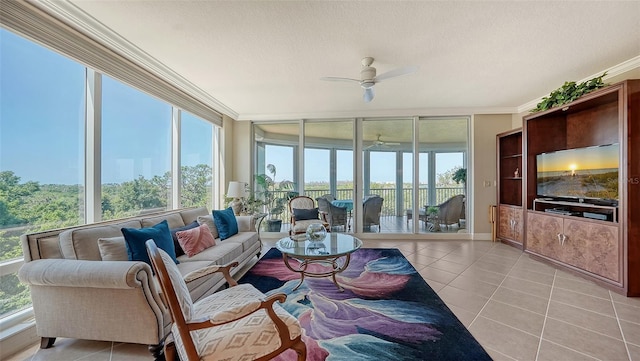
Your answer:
121;220;179;266
293;207;319;221
212;207;238;240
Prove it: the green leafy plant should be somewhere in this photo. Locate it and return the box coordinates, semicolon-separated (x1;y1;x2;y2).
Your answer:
452;168;467;185
254;164;296;220
531;72;608;112
426;206;439;216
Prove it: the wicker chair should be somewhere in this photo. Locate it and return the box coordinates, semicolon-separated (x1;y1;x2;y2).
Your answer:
433;194;465;229
145;240;306;361
316;197;348;232
362;196;384;232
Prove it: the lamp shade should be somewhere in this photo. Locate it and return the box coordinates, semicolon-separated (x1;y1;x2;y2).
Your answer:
226;181;245;199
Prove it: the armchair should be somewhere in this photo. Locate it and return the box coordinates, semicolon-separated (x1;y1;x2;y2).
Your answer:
288;195;326;235
431;194;465;230
316;197;348;232
145;240;306;361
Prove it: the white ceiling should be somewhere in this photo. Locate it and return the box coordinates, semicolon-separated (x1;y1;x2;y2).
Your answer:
41;1;640;121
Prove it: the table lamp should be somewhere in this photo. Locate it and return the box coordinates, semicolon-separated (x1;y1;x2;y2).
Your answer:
226;181;246;215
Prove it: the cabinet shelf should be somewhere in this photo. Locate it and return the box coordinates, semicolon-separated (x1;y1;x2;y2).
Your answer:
501;154;522;159
502;177;522;180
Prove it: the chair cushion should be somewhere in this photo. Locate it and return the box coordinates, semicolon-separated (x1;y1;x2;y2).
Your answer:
122;220;179;265
293;207;319;221
176;223;216;257
170;221;200;257
292;219;325;234
213;208;238;240
158;248;193;321
172;283;301;361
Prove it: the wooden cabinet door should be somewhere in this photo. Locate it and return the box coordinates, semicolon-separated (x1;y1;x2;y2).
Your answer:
526;212;563;259
512;208;524;243
497;205;511;240
564;219;620;282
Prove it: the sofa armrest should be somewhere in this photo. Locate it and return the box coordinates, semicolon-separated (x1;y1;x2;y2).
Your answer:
18;259;153;289
235;215;254;232
184;261;239;286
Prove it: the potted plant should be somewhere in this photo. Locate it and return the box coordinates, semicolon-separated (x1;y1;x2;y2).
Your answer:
254;164;296;232
452;168;466;186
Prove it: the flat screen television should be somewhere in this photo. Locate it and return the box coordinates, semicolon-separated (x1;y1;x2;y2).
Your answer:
536;143;619;204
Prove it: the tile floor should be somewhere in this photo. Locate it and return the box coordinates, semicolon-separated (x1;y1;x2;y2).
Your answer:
8;238;640;361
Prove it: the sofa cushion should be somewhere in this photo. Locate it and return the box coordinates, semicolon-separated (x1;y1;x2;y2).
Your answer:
122;220;179;266
213;208;238;240
179;206;209;225
170;221;200;257
222;232;260;253
177;241;243;265
196;215;219;239
176;223;216;257
59;220;142;260
141;212;185;229
98;236;128;261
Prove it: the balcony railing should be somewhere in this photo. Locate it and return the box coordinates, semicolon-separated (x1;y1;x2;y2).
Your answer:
264;186;464;230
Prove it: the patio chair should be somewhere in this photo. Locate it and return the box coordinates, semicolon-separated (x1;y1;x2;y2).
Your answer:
433;194;465;229
363;196;384;232
145;240;306;361
316;197;348;232
288;195;326;235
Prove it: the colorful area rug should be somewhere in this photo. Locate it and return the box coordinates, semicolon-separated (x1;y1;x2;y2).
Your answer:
238;248;492;361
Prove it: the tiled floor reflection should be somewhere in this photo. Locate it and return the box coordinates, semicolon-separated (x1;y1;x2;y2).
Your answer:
9;238;640;361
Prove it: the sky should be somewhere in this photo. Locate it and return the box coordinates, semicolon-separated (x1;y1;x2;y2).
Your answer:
537;144;619;173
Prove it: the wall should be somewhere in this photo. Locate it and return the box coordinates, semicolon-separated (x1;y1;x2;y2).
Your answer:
471;114;514;236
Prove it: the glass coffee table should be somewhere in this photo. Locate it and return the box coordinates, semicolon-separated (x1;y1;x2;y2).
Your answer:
276;233;363;291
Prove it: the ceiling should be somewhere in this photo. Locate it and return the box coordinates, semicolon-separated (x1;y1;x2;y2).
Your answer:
39;1;640;121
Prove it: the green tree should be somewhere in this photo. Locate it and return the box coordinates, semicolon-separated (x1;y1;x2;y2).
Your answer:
181;164;212;207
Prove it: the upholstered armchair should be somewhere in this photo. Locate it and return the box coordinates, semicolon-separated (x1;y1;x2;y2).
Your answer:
316;197;348;232
145;240;306;361
363;196;384;232
288;195;326;235
433;194;465;229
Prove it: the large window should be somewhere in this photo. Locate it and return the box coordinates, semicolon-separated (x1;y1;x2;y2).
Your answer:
0;29;85;318
180;112;214;210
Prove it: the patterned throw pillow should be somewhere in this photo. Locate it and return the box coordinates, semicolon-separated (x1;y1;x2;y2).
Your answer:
170;221;200;257
121;220;179;265
212;207;238;240
176;223;216;257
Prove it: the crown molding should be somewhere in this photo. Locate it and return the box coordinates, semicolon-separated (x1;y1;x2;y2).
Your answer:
31;0;239;119
238;106;518;121
517;55;640;114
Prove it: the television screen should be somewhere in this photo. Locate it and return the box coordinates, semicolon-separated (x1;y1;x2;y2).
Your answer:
536;144;619;201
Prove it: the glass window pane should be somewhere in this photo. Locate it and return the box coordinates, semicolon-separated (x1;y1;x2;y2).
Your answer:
0;29;85;317
181;112;214;210
101;76;172;220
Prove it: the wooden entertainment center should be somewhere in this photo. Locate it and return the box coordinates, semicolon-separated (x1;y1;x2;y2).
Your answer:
497;79;640;296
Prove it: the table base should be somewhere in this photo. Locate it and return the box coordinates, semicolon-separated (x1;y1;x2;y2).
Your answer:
281;253;352;292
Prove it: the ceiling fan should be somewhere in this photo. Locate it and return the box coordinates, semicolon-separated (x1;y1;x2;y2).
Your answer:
366;134;401;150
321;57;418;103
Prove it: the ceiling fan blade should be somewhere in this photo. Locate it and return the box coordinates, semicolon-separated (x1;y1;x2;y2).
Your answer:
374;65;419;82
320;76;360;83
363;87;375;103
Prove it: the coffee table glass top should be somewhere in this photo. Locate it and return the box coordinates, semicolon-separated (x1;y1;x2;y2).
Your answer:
276;233;362;258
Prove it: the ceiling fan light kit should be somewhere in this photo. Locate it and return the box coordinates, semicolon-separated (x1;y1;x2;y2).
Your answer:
321;57;418;103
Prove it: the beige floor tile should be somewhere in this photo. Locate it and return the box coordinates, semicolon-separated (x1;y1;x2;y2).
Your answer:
446;304;477;327
468;316;540;361
547;300;623;340
555;268;598;284
479;300;545;335
611;291;640;308
480;254;519;268
418;266;458;284
484;347;519;361
615;302;640;324
110;343;153;360
542;318;629;361
437;285;489;314
467;260;513;275
628;342;640;361
500;276;552;299
440;252;481;265
403;253;439;268
553;276;611;299
536;340;600;361
428;259;470;274
620;320;640;347
460;267;507;286
491;287;549;314
512;257;557;275
29;339;112;361
448;274;499;298
507;267;555;285
415;247;451;259
551;287;616;316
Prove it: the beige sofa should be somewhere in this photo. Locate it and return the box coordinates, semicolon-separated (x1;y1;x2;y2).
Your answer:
18;206;261;359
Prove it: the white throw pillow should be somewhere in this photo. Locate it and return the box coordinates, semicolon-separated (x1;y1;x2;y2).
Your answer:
98;236;128;261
